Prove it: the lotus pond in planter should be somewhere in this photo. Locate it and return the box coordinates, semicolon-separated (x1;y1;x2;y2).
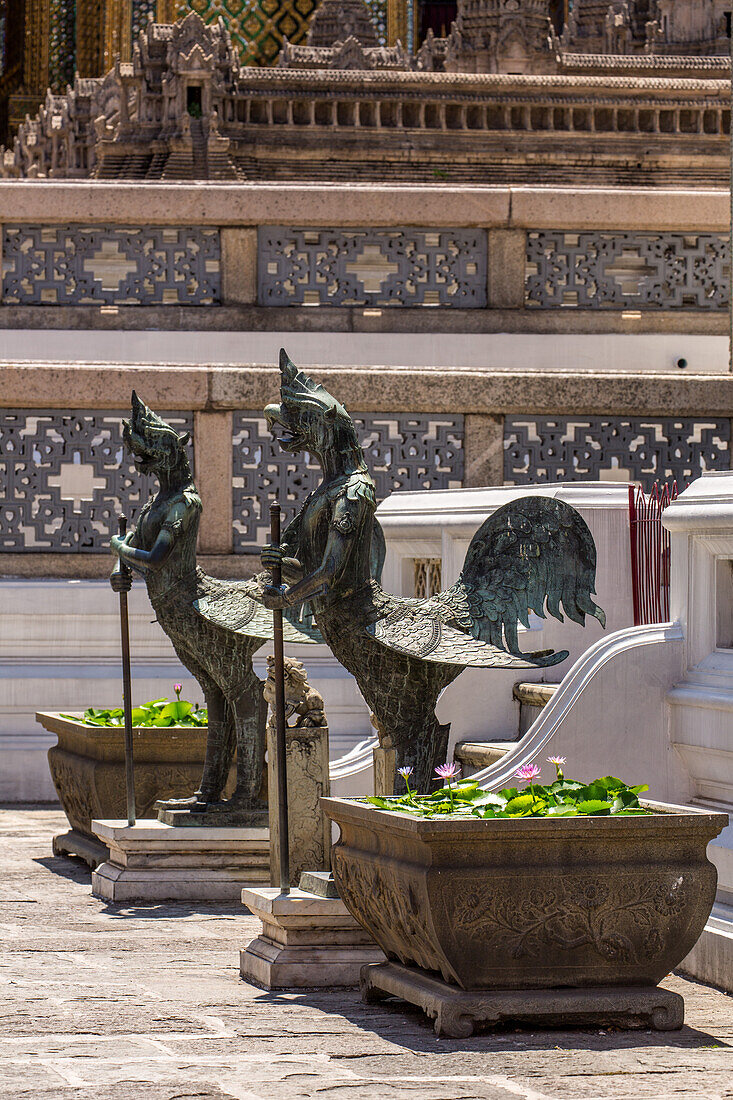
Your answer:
38;691;234;867
321;761;728;1036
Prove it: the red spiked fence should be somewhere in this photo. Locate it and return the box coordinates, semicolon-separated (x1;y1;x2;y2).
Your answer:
628;481;679;626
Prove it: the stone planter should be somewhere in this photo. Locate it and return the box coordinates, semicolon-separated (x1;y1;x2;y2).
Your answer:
37;711;233;866
322;797;727;993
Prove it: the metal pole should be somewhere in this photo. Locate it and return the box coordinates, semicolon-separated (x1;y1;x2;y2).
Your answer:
269;501;290;894
117;514;136;826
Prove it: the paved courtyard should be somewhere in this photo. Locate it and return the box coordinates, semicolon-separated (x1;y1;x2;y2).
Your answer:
1;806;732;1100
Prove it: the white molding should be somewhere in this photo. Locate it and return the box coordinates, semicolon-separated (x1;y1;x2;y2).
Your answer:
470;622;685;789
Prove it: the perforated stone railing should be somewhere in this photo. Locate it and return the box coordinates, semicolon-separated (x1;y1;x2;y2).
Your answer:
258;228;487;308
526;231;730;310
0;407;464;555
504;416;731;492
2;226;221;306
0;410;193;552
232;412;465;552
0;199;729;313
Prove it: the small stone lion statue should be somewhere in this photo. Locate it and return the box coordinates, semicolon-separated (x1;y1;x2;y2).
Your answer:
264;656;326;729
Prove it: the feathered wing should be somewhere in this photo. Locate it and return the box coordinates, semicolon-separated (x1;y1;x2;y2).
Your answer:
365;608;550;668
193;578;321;645
191;518;386;646
447;496;606;659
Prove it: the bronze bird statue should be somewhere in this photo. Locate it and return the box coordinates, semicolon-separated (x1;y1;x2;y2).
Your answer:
109;392;320;825
260;350;606;793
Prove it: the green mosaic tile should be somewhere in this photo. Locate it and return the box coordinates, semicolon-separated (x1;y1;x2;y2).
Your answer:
181;0;317;65
48;0;75;91
131;0;159;40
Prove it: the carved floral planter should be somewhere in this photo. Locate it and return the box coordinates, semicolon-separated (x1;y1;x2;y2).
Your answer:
322;796;727;992
37;711;233;865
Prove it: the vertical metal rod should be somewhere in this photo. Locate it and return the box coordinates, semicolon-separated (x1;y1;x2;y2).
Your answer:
270;501;290;894
117;514;136;826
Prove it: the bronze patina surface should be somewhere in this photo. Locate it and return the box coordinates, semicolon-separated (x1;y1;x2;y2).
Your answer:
109;393;317;827
260;350;606;792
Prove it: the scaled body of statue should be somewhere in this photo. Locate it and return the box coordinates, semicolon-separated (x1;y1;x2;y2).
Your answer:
261;351;606;793
109;392;317;825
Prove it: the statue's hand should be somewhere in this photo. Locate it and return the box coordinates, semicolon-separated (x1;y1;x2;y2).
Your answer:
262;584;289;611
109;568;132;593
110;532;133;556
260;543;284;571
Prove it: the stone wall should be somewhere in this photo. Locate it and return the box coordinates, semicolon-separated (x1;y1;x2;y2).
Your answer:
0;181;730;579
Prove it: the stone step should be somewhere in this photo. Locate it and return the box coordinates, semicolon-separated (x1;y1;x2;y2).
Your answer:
454;741;513;769
513;682;560;707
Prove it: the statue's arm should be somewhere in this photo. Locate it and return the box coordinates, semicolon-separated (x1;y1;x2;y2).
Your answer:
262;495;363;610
110;502;185;576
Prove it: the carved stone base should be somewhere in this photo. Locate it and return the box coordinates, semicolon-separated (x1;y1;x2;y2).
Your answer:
158;806;268;828
360;962;685;1038
267;721;331;887
240;885;385;988
90;819;269;902
53;829;108;869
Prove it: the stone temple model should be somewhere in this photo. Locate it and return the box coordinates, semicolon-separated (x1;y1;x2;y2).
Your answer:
109;392;319;826
261;351;606;793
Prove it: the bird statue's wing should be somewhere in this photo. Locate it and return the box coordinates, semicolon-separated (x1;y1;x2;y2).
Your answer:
190;518;385;646
365;608;557;668
448;495;606;658
192;577;322;645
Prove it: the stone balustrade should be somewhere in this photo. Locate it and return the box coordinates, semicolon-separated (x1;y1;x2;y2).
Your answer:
0;360;731;577
0;184;728;328
212;71;731;139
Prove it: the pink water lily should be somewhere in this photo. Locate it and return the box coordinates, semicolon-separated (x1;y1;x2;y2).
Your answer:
435;762;460;780
173;683;183;700
515;763;541;782
434;761;460;811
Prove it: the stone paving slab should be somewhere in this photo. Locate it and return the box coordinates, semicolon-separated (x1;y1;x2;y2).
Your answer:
1;807;733;1100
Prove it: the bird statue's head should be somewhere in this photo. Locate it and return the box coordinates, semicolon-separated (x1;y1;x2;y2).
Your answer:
265;349;361;467
123;391;191;477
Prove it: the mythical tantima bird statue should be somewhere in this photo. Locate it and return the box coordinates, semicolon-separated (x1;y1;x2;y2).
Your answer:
109;392;320;825
261;351;606;793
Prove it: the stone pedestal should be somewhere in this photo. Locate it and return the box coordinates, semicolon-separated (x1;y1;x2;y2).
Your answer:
268;721;331;887
91;819;269;903
373;744;395;795
240;882;385;988
361;962;684;1038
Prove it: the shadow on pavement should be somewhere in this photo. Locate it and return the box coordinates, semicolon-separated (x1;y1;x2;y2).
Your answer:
243;984;732;1054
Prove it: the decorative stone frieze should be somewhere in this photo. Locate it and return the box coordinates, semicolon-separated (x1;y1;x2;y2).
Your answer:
232;411;464;552
504;415;731;491
0;409;193;552
526;230;730;310
258;227;487;307
2;225;221;305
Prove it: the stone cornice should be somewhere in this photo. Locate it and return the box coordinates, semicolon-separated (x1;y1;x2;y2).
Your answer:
560;52;730;72
0;183;726;230
1;361;731;417
229;67;731;95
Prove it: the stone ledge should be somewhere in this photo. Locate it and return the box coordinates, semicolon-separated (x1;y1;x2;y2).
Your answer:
0;183;726;231
2;362;733;416
0;553;258;579
1;304;726;334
